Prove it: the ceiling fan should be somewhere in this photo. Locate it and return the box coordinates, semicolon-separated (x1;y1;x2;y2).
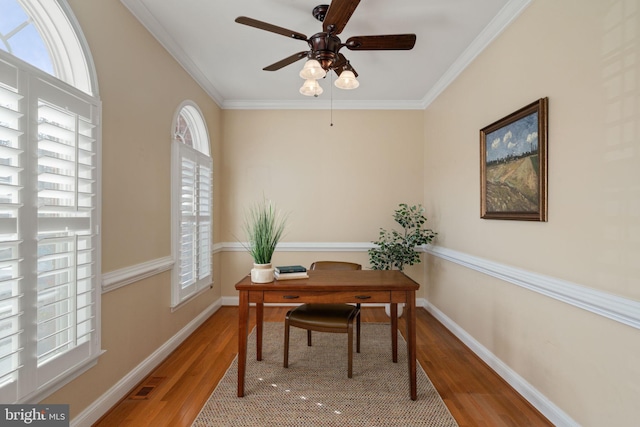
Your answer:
235;0;417;96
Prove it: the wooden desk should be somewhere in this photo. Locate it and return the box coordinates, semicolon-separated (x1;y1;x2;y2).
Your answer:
235;269;420;400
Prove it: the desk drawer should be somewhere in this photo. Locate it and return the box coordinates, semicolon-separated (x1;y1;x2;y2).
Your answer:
265;291;390;304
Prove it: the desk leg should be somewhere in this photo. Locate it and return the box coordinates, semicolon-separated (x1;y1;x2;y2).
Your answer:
390;303;398;363
237;290;249;397
256;302;264;361
407;291;417;400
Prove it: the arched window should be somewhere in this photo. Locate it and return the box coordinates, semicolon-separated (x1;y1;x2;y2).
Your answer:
0;0;96;94
0;0;53;73
171;102;212;307
0;0;100;403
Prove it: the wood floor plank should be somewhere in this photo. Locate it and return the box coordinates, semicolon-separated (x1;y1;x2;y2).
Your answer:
93;306;552;426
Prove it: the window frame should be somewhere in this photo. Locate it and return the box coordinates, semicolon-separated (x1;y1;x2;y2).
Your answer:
170;101;212;309
0;0;101;403
1;0;97;95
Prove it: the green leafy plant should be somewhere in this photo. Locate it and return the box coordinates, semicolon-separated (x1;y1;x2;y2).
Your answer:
242;198;288;265
369;204;437;271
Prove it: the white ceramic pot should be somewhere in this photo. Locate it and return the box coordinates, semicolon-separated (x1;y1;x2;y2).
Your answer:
250;263;275;283
384;303;404;318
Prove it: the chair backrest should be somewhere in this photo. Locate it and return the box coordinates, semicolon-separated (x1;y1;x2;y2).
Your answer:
310;261;362;271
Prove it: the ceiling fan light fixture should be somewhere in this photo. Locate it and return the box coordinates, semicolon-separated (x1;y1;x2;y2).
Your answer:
236;2;417;98
299;79;323;97
334;70;359;90
299;59;326;80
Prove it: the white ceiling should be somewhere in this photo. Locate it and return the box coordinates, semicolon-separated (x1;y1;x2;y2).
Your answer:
120;0;531;109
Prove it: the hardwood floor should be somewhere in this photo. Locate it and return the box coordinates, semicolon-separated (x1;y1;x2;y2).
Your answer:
94;306;552;426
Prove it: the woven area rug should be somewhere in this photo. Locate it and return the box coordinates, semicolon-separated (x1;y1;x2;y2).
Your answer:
193;322;458;427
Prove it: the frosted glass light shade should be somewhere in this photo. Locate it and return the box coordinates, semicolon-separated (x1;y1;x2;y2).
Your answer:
299;79;323;97
334;70;359;90
299;59;326;79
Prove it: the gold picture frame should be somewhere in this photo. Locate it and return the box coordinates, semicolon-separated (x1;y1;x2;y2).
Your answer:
480;98;548;221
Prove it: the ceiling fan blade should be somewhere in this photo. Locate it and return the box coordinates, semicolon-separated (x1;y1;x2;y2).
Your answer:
332;53;358;77
263;51;309;71
345;34;417;50
323;0;361;35
235;16;307;41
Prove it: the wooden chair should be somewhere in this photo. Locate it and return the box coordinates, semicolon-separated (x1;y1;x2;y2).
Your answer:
284;261;362;378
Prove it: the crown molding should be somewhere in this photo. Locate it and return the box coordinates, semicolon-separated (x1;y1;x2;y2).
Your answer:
420;0;533;109
121;0;531;111
119;0;225;106
221;99;426;110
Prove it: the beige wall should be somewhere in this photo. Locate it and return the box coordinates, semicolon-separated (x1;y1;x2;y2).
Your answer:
220;109;426;293
36;0;640;425
42;0;223;418
424;0;640;425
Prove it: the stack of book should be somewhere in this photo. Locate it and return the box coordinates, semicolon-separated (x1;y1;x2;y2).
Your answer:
274;265;309;280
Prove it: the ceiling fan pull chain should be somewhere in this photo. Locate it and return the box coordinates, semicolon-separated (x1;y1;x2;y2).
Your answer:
235;1;416;102
330;72;334;126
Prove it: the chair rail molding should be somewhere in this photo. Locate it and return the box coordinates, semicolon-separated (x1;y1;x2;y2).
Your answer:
100;242;640;331
102;256;174;293
423;245;640;331
224;241;375;252
101;244;222;292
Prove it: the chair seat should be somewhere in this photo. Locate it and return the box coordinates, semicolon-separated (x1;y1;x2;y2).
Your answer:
287;303;358;329
284;261;363;378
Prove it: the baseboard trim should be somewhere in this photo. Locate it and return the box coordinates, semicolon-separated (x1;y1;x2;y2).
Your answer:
90;242;634;427
71;298;222;427
425;302;579;427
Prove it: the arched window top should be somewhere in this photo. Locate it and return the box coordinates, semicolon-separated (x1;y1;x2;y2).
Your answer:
171;101;212;308
0;0;97;95
173;101;210;156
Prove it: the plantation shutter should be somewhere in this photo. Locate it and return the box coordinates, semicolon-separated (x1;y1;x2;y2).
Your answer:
0;55;100;402
34;76;98;388
0;59;24;402
197;159;212;280
172;141;212;306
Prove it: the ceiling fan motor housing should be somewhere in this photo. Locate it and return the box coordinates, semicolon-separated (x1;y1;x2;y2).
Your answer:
235;0;416;84
308;32;342;70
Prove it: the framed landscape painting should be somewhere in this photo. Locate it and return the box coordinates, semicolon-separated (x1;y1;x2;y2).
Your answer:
480;98;548;221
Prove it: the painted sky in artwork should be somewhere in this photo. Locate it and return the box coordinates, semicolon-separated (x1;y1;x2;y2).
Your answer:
486;111;539;162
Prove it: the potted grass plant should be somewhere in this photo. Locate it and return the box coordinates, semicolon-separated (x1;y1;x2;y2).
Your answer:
242;198;288;283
